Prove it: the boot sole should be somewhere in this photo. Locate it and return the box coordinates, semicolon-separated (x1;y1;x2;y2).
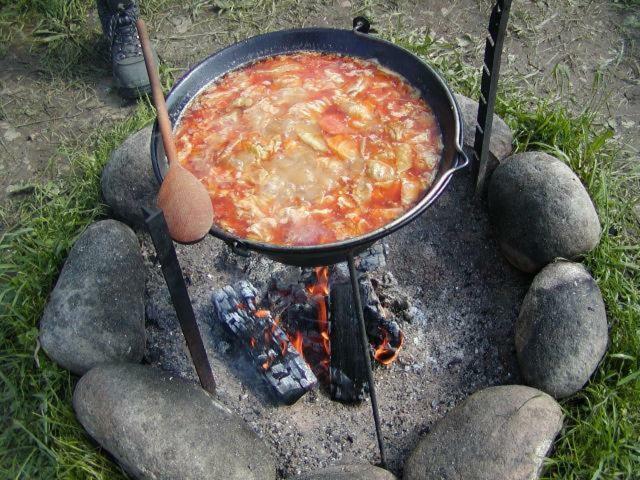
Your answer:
118;83;152;100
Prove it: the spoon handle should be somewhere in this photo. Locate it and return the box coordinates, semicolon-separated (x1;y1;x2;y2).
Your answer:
136;18;179;166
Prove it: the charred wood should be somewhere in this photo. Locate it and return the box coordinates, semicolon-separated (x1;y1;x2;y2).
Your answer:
328;266;404;401
212;281;317;405
356;243;388;272
359;276;404;364
329;281;369;403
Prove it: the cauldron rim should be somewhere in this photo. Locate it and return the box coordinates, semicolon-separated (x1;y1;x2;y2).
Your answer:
150;25;468;266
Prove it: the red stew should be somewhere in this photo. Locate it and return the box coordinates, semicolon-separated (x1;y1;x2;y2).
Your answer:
175;52;442;246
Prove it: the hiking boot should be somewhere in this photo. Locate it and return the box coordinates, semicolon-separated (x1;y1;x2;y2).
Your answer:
97;0;157;99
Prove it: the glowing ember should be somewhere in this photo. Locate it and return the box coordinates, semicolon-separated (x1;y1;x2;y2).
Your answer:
245;264;403;393
373;329;405;365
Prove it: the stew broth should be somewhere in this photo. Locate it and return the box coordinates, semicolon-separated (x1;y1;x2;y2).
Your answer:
175;52;442;246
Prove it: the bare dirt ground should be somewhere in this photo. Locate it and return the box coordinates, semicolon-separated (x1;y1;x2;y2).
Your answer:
0;0;638;215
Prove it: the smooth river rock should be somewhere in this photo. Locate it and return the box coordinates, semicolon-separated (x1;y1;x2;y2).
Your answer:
455;93;514;169
101;126;158;228
290;463;397;479
40;220;145;375
73;363;276;480
404;385;563;480
488;151;601;272
516;261;608;398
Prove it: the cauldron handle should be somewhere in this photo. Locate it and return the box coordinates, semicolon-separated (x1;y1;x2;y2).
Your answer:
352;16;372;34
229;240;251;257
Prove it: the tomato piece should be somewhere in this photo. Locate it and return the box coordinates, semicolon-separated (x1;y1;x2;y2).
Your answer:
371;180;402;205
319;110;351;135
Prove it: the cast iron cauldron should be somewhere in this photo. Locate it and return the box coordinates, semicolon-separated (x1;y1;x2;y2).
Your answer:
151;18;468;267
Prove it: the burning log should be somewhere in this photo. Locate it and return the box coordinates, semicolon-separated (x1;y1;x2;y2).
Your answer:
330;263;404;364
359;278;404;365
328;267;405;403
329;281;369;403
266;267;332;383
212;281;318;405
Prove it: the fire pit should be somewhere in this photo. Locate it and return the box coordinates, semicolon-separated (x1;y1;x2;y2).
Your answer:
210;250;405;406
36;1;605;477
146;15;469;467
141;164;529;476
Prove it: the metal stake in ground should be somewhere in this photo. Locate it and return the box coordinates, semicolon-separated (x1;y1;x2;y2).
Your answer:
473;0;512;196
143;206;217;395
347;252;387;468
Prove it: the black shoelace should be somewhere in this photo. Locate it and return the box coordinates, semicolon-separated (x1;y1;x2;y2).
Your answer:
107;4;142;61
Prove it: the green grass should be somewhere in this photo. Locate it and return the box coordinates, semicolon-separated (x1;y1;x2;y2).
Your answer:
0;3;639;479
0;103;154;479
0;0;99;75
612;0;640;8
396;32;640;479
0;0;172;74
509;106;640;479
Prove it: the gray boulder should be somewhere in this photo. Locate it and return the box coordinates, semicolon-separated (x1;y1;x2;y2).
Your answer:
290;464;397;479
404;385;563;480
516;261;608;398
488;152;601;272
73;363;275;480
455;93;513;172
101;126;158;228
40;220;145;375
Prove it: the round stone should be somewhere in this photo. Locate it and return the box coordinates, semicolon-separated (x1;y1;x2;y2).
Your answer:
73;363;276;480
101;126;159;228
403;385;563;480
488;151;601;272
39;220;145;375
289;464;397;479
454;93;514;169
515;261;608;398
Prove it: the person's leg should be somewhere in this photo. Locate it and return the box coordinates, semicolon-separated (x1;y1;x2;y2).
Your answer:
97;0;155;99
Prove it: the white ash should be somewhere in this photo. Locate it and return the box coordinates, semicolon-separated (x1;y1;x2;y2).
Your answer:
142;169;528;478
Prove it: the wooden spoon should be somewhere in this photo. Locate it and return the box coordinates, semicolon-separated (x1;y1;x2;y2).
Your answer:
136;18;213;244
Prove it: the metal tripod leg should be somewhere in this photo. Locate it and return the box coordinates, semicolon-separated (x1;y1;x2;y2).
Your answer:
143;206;217;395
347;252;387;468
473;0;512;195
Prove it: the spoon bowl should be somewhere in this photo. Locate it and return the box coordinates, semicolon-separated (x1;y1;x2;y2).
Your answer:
136;18;213;244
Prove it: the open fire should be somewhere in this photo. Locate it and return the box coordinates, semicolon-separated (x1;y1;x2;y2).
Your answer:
212;248;405;405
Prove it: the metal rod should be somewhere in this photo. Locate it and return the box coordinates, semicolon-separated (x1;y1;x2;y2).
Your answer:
143;206;217;395
473;0;512;196
347;252;387;468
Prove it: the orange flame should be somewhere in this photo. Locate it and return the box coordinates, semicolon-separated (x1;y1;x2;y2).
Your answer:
307;267;330;359
373;329;405;365
306;266;330;296
290;331;304;358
